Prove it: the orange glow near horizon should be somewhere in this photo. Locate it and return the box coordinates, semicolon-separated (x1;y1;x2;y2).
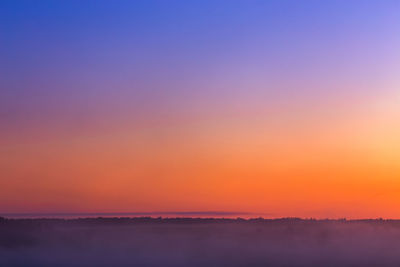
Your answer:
1;91;400;218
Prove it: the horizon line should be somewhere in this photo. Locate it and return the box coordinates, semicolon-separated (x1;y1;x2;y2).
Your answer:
0;212;397;220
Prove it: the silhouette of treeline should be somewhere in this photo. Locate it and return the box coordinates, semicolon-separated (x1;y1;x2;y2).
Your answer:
0;216;396;225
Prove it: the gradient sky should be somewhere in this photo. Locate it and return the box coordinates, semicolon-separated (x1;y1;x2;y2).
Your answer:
1;0;400;218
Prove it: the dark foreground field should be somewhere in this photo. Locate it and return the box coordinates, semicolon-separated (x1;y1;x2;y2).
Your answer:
1;217;400;266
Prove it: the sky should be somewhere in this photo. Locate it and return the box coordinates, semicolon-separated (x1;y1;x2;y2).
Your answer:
1;0;400;218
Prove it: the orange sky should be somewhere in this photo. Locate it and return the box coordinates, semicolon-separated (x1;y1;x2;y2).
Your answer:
1;88;399;218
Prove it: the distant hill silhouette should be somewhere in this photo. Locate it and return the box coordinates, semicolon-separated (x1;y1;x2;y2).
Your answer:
0;216;394;225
